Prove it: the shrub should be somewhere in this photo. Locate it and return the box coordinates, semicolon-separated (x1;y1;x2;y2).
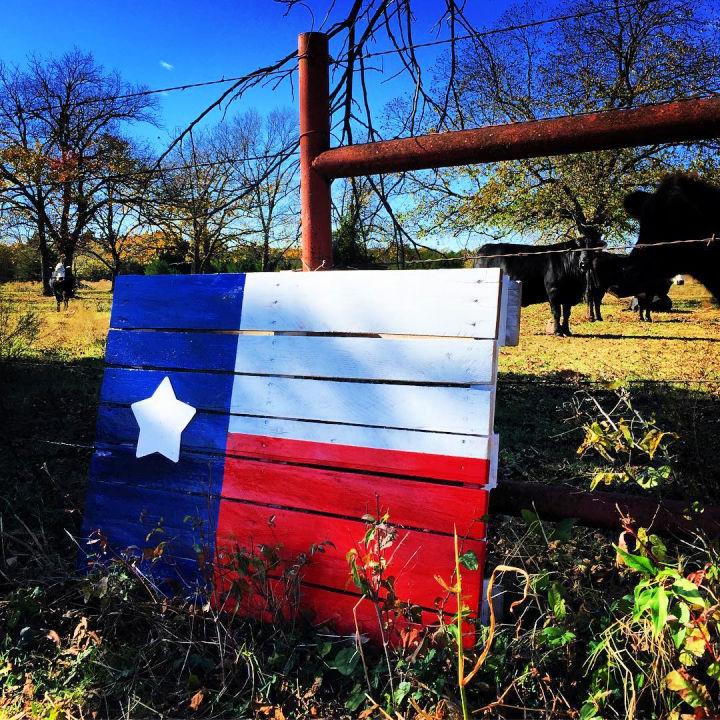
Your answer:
0;294;41;360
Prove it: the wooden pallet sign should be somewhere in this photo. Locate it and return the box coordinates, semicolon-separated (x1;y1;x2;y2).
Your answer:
82;268;520;641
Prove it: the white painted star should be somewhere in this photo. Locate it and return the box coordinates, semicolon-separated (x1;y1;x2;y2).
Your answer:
131;377;196;463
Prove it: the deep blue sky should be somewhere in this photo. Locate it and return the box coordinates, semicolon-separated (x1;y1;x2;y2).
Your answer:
1;0;514;149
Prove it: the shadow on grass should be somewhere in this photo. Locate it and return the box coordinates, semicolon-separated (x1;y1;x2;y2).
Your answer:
574;333;720;342
496;370;720;501
1;355;103;573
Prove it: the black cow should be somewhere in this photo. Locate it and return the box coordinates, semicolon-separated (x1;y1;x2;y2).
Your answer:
624;173;720;301
473;237;606;336
586;252;627;322
588;252;672;322
50;272;75;311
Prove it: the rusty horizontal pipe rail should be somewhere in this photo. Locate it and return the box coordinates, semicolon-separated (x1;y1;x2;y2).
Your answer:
490;480;720;537
313;95;720;178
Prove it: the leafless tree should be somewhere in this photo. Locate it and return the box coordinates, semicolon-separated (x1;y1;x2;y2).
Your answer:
0;50;157;293
146;129;246;273
222;109;300;271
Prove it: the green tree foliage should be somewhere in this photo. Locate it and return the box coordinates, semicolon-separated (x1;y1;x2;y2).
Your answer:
410;0;720;244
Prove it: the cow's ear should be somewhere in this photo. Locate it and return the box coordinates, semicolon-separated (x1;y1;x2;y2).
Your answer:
624;190;651;219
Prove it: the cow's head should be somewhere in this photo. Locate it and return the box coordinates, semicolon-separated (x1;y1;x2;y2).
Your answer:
573;235;606;272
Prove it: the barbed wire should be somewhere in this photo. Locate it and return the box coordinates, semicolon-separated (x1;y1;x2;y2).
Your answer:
349;0;665;62
8;68;296;117
404;235;719;265
1;146;300;193
1;0;671;116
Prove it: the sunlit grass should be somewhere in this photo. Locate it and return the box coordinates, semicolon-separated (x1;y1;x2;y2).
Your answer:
499;279;720;384
0;280;111;360
2;277;718;382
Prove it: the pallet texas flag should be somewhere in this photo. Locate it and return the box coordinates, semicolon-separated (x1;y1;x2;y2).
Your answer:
82;269;519;638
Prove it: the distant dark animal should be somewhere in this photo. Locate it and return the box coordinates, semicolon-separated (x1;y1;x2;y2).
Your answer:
50;272;75;311
629;290;672;319
586;252;627;322
473;237;606;336
624;173;720;301
587;252;672;322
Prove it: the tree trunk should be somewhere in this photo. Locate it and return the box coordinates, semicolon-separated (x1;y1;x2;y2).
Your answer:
262;231;271;272
37;222;53;296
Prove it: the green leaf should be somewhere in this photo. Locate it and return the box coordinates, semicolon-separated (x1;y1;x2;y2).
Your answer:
345;684;366;712
392;681;412;706
633;586;668;637
521;509;539;526
459;550;479;571
579;703;602;720
536;625;575;648
318;641;332;658
616;546;658;577
707;662;720;680
672;579;706;609
551;517;575;542
547;582;567;621
329;646;359;676
671;602;690;649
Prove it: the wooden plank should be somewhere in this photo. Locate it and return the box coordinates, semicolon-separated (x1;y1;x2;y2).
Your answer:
233;334;495;383
106;330;238;371
104;329;494;383
110;269;503;337
96;405;231;455
89;447;226;496
502;279;522;346
101;368;234;414
99;367;495;435
106;329;497;384
225;431;490;484
487;433;500;491
215;501;485;613
228;375;493;435
226;416;491;479
212;575;460;645
221;457;489;538
95;407;492;480
86;447;489;536
240;269;503;337
111;274;246;330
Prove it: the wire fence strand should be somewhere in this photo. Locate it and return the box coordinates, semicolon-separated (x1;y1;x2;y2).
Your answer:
404;235;719;265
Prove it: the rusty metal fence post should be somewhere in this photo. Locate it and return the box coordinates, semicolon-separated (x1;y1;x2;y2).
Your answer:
298;32;333;271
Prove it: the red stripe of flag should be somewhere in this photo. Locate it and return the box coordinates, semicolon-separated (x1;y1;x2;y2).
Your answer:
224;432;490;484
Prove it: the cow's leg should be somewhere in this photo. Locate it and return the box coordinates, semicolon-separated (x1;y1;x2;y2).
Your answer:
64;293;69;311
595;296;603;322
561;303;572;335
549;299;563;336
588;299;596;322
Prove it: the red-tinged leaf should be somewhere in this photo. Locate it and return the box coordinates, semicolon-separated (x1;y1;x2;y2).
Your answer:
189;689;205;711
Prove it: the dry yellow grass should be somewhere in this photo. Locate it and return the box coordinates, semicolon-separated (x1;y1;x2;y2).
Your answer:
499;279;720;384
2;277;719;384
1;280;111;359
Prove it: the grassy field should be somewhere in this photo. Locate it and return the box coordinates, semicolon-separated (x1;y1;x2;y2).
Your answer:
1;277;719;718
